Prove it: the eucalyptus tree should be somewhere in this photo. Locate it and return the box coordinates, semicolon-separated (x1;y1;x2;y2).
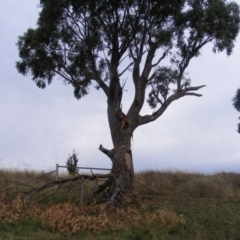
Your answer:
233;88;240;133
16;0;240;201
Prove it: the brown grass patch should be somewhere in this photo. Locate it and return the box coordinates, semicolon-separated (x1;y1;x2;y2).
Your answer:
0;194;185;234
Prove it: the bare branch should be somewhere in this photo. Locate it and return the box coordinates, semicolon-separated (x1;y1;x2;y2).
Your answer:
141;43;158;81
138;85;206;126
182;85;206;92
119;62;134;77
49;47;104;95
129;45;136;61
94;77;110;97
5;181;37;191
184;92;203;97
150;83;163;105
36;185;61;202
87;52;110;97
176;37;213;90
151;52;167;68
24;173;115;199
99;144;114;161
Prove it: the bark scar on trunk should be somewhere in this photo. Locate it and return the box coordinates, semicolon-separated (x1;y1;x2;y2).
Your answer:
116;108;129;130
125;152;132;171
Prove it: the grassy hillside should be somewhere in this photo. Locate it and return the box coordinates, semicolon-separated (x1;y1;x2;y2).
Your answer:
1;169;240;239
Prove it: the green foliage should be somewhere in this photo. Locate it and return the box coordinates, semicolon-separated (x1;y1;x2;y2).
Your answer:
233;88;240;133
233;88;240;112
147;67;179;108
16;0;240;104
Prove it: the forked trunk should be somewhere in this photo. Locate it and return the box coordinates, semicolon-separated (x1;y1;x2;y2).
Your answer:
97;66;136;196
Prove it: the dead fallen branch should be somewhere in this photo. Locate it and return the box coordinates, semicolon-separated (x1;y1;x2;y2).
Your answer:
23;172;115;199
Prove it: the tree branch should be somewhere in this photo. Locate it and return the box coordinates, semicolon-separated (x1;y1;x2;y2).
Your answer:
119;62;134;77
176;37;213;90
150;83;163;105
138;85;206;126
151;51;167;68
24;173;115;199
99;144;114;161
94;77;110;97
141;41;159;82
87;48;110;97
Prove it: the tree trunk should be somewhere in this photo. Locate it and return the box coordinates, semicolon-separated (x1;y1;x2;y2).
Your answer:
99;99;135;193
99;128;134;192
108;97;135;192
111;132;134;192
98;65;135;196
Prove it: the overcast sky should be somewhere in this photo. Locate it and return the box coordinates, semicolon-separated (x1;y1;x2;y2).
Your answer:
0;1;240;174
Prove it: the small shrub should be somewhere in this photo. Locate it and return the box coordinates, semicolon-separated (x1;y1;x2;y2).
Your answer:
66;150;79;176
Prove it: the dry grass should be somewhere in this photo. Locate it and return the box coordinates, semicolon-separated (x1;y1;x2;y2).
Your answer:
0;169;56;201
0;169;55;189
135;170;240;199
1;168;240;203
0;194;185;234
2;168;240;200
1;168;240;239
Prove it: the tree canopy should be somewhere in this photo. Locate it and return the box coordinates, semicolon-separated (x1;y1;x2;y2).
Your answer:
16;0;240;104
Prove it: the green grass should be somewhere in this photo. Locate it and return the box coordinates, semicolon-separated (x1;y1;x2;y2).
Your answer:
1;169;240;239
0;220;85;240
